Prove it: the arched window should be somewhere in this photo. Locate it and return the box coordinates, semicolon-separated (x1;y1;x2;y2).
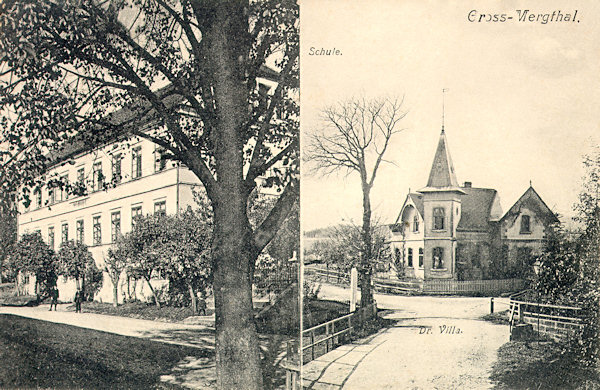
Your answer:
433;207;445;230
432;247;444;269
520;215;531;234
413;215;419;232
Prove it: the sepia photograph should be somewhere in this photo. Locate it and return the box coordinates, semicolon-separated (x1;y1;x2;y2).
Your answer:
300;0;599;389
0;1;298;389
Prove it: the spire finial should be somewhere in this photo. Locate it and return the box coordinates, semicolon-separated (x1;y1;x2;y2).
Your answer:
442;88;449;133
529;180;532;187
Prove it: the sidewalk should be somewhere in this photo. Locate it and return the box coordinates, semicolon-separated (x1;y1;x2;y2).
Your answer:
0;303;215;350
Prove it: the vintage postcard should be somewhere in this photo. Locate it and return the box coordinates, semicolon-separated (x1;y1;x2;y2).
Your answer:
300;0;599;389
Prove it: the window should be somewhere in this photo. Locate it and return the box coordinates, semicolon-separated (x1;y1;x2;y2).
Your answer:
48;188;55;205
77;167;85;184
36;190;42;209
520;215;531;234
61;223;68;245
407;248;413;267
433;207;445;230
154;200;166;215
93;216;101;245
60;174;68;201
418;248;424;268
48;226;55;249
112;153;122;184
76;220;84;244
93;162;103;191
394;247;402;262
154;147;167;172
111;211;121;243
432;247;444;269
413;215;419;232
131;205;142;227
132;147;142;179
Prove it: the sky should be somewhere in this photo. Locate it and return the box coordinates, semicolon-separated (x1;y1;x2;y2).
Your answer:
300;0;600;231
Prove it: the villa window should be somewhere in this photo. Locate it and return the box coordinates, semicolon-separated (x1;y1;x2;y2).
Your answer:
413;215;419;232
432;247;444;269
93;216;101;245
132;147;142;179
111;211;121;243
407;248;413;267
520;215;531;234
433;207;445;230
76;220;84;244
418;248;424;267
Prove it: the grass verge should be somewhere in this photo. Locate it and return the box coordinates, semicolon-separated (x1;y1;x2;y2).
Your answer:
490;340;600;389
81;301;210;323
0;314;211;389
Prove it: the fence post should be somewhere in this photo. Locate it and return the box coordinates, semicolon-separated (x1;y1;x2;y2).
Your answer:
310;331;315;361
490;297;494;314
325;322;330;353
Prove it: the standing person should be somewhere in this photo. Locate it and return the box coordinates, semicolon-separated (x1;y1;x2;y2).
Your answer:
49;287;58;311
74;290;82;313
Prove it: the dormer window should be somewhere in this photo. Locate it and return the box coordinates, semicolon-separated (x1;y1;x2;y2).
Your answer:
520;215;531;234
413;215;419;232
433;207;445;230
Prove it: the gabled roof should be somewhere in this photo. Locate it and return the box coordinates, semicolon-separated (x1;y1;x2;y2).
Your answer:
457;187;499;232
393;193;424;225
419;129;464;193
500;186;559;225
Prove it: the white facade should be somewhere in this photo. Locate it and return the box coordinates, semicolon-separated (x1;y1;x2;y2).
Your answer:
17;137;203;303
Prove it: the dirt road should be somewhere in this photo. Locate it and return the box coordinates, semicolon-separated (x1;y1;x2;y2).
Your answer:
305;284;509;389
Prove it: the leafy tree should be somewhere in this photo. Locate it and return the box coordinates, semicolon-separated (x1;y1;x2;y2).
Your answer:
12;232;57;298
120;213;170;308
57;240;93;291
534;223;579;302
81;260;103;302
106;239;129;307
0;1;297;386
162;206;212;314
535;148;600;368
307;97;407;307
309;224;391;276
0;193;17;283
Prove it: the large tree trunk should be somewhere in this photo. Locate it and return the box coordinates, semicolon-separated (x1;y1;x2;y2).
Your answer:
360;183;373;308
212;205;262;390
204;3;264;389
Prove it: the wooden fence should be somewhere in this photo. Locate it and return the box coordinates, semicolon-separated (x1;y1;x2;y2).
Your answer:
423;278;525;295
305;265;525;296
509;299;584;340
254;265;297;296
283;303;377;389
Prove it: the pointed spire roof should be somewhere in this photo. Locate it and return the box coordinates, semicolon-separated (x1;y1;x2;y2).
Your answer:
419;129;464;193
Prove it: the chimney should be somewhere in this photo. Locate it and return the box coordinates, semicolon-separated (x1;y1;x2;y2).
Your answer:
463;181;472;188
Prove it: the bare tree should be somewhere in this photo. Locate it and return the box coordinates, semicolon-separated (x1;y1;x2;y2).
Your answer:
307;96;407;307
